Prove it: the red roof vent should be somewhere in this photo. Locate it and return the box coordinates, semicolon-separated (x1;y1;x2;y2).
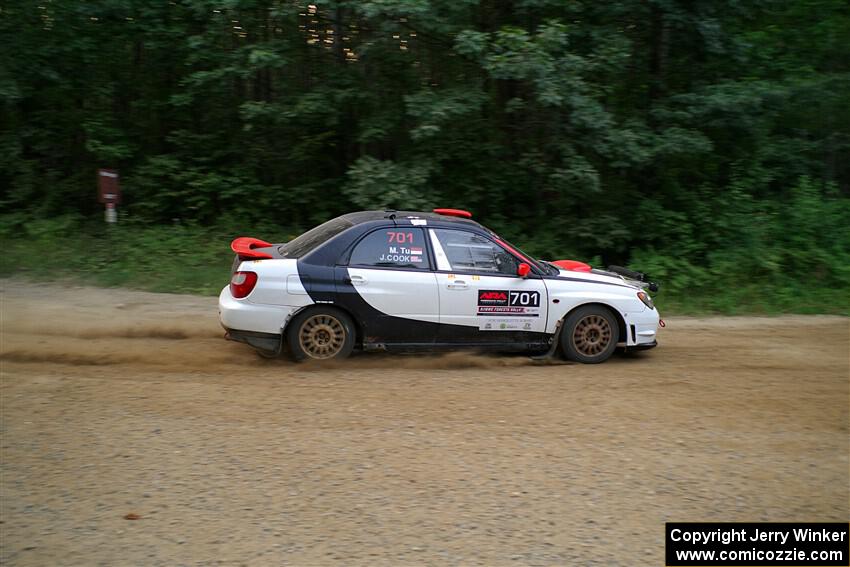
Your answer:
433;208;472;219
231;237;274;259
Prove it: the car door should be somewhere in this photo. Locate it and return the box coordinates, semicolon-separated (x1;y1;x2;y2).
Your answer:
428;228;549;345
336;226;440;346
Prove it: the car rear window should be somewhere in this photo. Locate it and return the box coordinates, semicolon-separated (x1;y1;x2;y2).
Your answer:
280;217;354;258
349;228;431;270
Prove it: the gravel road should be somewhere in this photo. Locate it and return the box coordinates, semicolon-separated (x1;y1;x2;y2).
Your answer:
1;280;847;566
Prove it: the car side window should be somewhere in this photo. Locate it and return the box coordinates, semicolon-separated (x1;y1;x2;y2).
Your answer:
349;228;431;270
431;229;518;275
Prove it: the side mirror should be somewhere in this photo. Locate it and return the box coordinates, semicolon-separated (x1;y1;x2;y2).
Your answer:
517;263;531;278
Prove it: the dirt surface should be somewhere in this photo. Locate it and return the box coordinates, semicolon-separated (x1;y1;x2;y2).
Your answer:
1;279;848;566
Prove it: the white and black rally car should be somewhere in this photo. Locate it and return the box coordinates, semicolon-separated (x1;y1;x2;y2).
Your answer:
219;209;662;363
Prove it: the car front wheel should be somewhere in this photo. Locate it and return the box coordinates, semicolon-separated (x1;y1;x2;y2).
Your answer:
287;308;355;361
561;306;619;364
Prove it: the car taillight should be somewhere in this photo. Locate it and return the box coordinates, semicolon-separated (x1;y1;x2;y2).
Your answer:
230;271;258;299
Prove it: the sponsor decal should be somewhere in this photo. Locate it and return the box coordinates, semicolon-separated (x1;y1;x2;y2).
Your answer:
479;318;537;331
477;289;541;317
478;306;528;314
478;291;508;303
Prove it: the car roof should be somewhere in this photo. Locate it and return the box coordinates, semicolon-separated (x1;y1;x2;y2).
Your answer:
340;210;484;230
297;209;490;266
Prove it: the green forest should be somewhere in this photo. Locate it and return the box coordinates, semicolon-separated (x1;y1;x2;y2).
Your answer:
1;0;849;313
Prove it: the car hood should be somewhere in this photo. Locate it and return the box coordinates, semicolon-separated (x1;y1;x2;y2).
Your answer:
553;268;638;289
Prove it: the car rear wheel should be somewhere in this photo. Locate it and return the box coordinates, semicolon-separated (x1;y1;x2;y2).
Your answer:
561;305;619;364
287;308;355;361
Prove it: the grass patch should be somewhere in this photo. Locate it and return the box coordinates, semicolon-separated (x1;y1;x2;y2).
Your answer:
1;216;235;296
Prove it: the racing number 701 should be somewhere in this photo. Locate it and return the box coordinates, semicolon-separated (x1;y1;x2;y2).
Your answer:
509;291;540;307
387;231;414;244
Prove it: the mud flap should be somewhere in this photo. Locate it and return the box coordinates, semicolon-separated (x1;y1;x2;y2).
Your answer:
530;320;565;362
225;329;283;357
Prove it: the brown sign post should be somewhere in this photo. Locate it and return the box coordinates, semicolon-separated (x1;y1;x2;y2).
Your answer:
97;169;121;223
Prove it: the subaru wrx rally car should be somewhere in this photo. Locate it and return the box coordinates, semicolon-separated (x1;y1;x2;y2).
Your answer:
219;209;662;363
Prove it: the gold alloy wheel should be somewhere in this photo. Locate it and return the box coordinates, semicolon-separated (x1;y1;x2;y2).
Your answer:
298;314;346;359
572;314;612;357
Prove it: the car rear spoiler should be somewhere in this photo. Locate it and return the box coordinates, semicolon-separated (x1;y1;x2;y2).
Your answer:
231;237;275;260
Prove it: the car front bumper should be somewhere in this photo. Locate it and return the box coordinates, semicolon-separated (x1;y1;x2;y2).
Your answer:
625;340;657;351
625;307;661;347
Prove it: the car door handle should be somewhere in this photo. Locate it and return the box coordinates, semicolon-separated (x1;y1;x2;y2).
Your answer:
348;274;367;285
447;280;468;290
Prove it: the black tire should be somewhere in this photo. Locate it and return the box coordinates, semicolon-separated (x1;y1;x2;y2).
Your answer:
561;305;619;364
286;307;356;361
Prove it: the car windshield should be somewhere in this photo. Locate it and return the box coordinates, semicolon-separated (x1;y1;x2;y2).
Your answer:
280;217;354;258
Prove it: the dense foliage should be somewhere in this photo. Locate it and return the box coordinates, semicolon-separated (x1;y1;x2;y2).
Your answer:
1;0;848;311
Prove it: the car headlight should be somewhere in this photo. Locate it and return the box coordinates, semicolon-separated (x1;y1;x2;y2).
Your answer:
637;291;655;310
